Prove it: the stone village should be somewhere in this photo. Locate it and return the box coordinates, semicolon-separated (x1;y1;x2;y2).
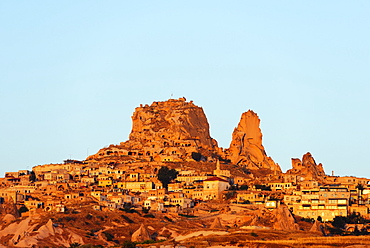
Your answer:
1;98;370;247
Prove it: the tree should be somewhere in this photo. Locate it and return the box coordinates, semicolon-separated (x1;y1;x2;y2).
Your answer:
191;152;206;162
29;171;36;182
254;184;271;191
122;241;136;248
239;185;249;190
332;216;346;229
18;206;29;214
69;243;81;248
356;183;365;204
157;166;178;189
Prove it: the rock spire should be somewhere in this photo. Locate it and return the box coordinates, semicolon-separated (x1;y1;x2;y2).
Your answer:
286;152;326;182
226;110;281;172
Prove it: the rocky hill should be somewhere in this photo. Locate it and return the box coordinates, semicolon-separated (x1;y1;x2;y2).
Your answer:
87;97;220;163
87;98;280;175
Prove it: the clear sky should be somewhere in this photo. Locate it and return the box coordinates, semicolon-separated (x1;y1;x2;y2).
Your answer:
1;1;369;178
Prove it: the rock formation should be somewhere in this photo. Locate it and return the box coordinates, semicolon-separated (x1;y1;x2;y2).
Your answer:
272;205;299;231
87;98;282;175
249;205;299;231
310;220;325;235
286;152;326;182
88;98;219;163
131;224;151;242
0;218;83;247
2;214;15;225
226;110;281;172
210;217;223;229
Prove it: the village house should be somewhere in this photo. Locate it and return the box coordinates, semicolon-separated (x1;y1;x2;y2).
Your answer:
298;180;319;189
24;199;44;211
64;192;87;202
147;188;166;200
349;205;369;217
143;199;164;211
233;176;251;187
283;194;302;208
0;188;24;203
165;192;193;209
114;181;154;192
203;177;230;200
81;176;96;184
235;190;267;205
91;190;108;202
44;198;64;212
97;176;113;187
176;171;211;185
268;181;295;191
291;186;350;221
168;182;184;192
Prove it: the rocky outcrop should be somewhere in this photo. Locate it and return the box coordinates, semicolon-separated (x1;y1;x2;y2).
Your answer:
131;224;151;242
129;98;216;149
0;218;84;247
87;98;282;173
310;220;325;235
272;205;299;231
226;110;281;172
210;217;223;229
88;98;219;163
286;152;326;182
2;214;15;225
249;205;299;231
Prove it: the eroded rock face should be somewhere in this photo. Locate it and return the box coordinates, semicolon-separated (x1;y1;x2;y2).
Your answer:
129;98;215;149
87;98;281;172
272;205;300;231
249;205;299;231
226;110;281;172
0;218;84;247
88;98;219;162
286;152;326;181
131;224;151;242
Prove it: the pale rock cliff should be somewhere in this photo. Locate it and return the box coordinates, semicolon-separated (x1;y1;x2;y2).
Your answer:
88;98;219;162
226;110;281;172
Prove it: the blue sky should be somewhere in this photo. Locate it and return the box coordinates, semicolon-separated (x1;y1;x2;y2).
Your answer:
1;1;369;177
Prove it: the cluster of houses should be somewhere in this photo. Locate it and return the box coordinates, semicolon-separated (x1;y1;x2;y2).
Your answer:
1;159;369;222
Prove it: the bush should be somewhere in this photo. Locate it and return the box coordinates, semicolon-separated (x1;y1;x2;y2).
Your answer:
103;231;114;241
332;216;346;229
121;214;135;223
143;214;155;218
18;206;29;214
239;185;249;190
178;213;197;218
157;166;179;189
121;241;136;248
69;243;81;248
301;217;315;223
164;216;173;222
80;245;104;248
142;207;151;214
